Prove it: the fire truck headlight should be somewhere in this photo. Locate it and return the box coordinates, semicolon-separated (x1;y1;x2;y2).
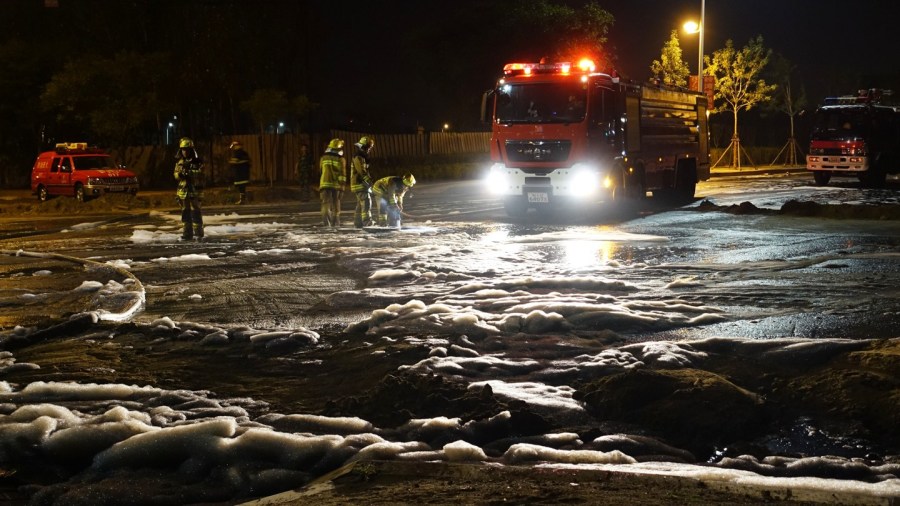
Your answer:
486;164;508;194
570;165;599;196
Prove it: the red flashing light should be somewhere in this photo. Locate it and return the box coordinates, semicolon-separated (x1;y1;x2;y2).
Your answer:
577;58;596;72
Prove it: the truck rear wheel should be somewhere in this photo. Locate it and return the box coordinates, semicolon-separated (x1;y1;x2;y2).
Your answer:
673;160;697;202
37;185;49;202
812;171;831;186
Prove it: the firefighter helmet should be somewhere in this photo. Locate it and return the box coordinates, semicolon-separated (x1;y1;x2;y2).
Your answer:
402;173;416;187
327;138;345;150
179;138;194;148
229;140;241;149
359;136;374;149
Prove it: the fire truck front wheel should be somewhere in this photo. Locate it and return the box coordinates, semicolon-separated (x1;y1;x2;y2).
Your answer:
812;171;831;186
859;168;886;187
503;197;528;217
612;165;645;201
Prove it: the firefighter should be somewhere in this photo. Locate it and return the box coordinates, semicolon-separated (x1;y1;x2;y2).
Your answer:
295;143;314;201
319;138;346;227
174;138;204;240
228;140;251;205
350;136;375;227
372;173;415;228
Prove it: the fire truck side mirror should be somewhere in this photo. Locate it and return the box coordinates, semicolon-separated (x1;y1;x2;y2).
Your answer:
480;90;493;124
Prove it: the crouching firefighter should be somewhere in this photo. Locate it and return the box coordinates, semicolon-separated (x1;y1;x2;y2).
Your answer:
372;173;415;228
174;138;204;240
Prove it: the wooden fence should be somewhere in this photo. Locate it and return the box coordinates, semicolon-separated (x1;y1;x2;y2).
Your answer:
111;130;491;188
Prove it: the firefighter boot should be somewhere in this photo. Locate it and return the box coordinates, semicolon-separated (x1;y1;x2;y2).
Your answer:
181;222;193;241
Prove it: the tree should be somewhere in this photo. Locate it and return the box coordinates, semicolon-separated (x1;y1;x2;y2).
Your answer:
764;53;807;166
0;39;45;186
41;52;173;147
290;95;319;135
705;36;777;167
650;30;689;87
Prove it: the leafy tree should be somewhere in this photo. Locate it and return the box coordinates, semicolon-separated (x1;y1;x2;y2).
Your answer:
290;95;319;134
507;1;614;68
240;89;290;135
705;36;777;167
650;30;690;87
41;52;173;147
0;39;46;185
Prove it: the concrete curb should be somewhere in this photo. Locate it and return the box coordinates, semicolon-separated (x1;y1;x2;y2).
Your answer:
710;165;805;178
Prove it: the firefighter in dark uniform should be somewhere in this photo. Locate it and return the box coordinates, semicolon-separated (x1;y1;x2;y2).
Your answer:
174;138;204;240
350;136;375;227
372;173;415;228
228;140;251;205
295;143;314;201
319;138;346;227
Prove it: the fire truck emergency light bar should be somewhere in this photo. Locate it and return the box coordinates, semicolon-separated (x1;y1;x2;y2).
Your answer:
503;58;596;76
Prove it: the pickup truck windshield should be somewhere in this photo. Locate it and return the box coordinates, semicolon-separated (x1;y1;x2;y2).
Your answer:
73;156;116;170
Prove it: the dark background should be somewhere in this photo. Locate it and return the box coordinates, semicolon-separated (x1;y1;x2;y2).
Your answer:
1;0;898;172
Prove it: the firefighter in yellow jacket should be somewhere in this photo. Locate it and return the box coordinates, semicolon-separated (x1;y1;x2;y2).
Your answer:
372;173;415;228
174;138;204;240
319;138;346;227
350;136;375;227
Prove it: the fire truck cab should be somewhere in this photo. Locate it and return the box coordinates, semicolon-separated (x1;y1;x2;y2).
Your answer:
482;58;710;216
807;89;900;187
31;142;139;202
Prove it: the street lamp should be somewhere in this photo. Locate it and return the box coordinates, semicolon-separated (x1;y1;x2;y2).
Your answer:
683;0;705;93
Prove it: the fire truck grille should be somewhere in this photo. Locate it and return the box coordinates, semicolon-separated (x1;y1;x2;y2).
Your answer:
505;140;571;163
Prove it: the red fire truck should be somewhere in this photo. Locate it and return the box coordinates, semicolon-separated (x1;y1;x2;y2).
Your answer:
806;89;900;186
482;58;710;216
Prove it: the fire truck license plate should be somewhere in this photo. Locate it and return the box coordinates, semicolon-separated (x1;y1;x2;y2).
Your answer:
108;186;124;192
527;192;549;203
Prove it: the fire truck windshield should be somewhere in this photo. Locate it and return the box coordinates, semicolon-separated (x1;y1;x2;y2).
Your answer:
812;109;870;139
496;83;586;124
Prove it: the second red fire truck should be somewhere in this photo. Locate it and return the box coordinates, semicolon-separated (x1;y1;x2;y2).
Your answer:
806;89;900;187
482;58;710;216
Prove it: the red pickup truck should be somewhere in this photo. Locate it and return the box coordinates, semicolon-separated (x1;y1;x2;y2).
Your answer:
31;142;139;202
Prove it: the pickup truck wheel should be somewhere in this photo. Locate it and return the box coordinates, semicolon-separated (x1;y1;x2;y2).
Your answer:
75;183;86;202
812;171;831;186
37;186;49;202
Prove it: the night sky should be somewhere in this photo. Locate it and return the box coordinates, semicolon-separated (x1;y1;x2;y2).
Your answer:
603;0;898;94
3;0;899;138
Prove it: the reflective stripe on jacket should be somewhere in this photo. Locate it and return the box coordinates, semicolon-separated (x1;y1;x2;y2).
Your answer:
175;155;204;199
371;176;407;206
319;151;346;190
350;152;373;193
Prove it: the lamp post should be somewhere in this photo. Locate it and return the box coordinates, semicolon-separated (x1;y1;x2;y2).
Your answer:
683;0;705;93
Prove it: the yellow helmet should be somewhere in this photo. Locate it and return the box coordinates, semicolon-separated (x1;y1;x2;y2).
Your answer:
359;136;374;149
179;138;194;148
327;138;345;150
402;173;416;187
